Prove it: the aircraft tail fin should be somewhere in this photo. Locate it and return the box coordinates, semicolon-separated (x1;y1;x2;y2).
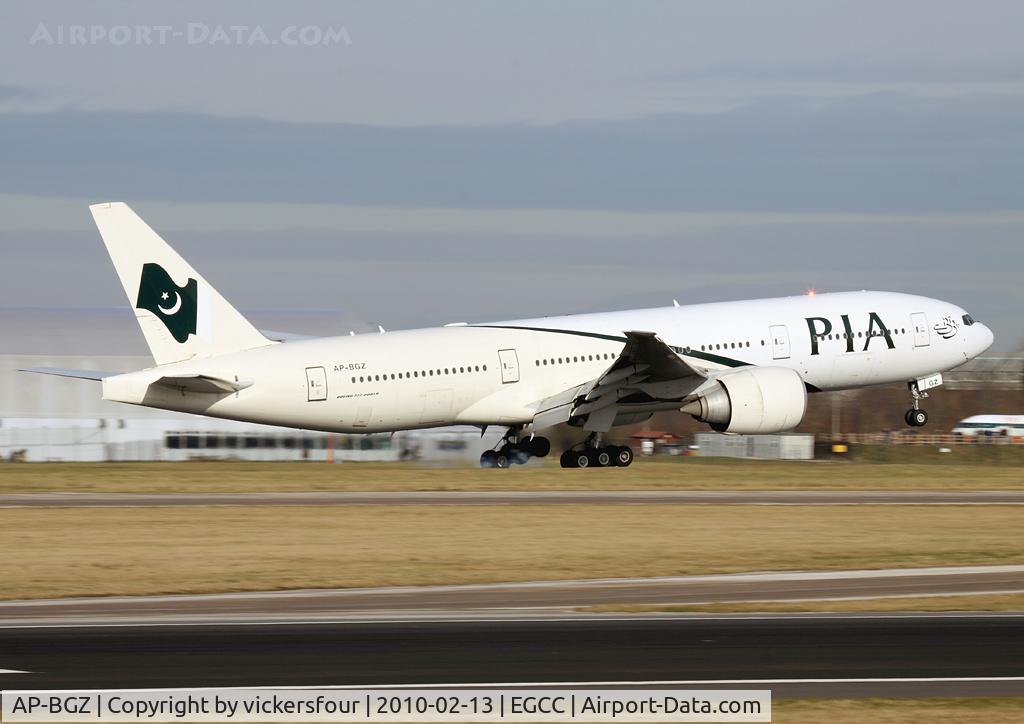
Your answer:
89;202;272;365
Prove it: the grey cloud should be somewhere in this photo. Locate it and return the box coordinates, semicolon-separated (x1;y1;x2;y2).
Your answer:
2;92;1024;213
0;84;40;101
661;58;1024;85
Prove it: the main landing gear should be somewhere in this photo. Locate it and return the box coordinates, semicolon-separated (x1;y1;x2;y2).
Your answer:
904;381;929;427
559;432;634;468
479;427;551;468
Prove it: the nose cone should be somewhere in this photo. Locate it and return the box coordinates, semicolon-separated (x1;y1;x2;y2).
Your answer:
971;323;995;357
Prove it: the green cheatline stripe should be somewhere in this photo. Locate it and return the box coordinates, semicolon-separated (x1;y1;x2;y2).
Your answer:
474;324;751;368
687;349;748;368
474;324;629;344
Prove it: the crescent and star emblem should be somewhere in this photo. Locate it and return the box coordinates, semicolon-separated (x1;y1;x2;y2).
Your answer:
158;291;182;315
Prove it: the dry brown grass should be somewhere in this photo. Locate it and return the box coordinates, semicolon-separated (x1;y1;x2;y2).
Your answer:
583;592;1024;615
1;459;1023;493
773;698;1024;724
2;504;1021;600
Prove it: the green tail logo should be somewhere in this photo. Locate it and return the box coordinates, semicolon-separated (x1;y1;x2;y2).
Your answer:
136;263;198;343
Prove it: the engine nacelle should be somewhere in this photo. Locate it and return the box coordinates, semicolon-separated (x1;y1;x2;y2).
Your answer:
681;367;807;434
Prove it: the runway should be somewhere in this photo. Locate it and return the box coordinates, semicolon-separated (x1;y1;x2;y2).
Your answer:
3;490;1024;507
2;568;1020;700
0;616;1021;698
1;566;1021;627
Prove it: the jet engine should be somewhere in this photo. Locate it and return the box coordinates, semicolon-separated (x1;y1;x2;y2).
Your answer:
681;367;807;434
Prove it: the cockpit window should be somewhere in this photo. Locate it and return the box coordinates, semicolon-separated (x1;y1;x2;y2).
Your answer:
962;314;976;326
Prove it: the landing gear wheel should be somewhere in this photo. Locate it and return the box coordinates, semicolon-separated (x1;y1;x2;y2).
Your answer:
559;450;577;468
480;450;498;468
612;445;634;467
523;436;551;458
501;443;530;465
494;451;510;468
573;451;591;468
905;408;928;427
591;448;612;467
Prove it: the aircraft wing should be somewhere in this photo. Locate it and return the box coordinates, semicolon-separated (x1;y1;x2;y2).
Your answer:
531;330;710;432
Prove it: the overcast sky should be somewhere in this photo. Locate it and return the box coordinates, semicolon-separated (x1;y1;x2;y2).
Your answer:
1;1;1022;350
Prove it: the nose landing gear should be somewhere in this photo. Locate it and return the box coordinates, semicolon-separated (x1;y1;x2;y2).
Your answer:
904;381;929;427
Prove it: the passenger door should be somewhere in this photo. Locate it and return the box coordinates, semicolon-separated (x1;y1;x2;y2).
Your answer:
498;348;520;383
769;325;791;360
305;366;327;401
910;312;930;347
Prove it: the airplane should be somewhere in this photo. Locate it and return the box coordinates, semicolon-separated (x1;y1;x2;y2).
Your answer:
24;202;995;468
952;414;1024;439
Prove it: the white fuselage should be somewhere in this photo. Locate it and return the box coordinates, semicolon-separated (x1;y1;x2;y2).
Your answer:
953;415;1024;437
102;291;994;433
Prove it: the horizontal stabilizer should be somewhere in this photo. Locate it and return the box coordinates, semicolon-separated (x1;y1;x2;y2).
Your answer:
259;329;316;342
153;374;254;394
20;367;114;381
